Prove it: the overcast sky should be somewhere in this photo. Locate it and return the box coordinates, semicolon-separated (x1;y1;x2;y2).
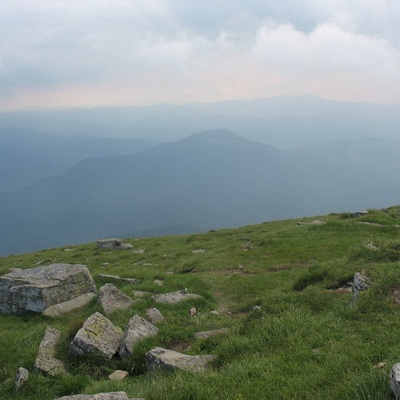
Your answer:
1;0;400;110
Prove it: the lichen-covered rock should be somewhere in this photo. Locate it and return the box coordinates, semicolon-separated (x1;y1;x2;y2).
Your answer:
15;367;29;393
98;283;134;314
0;263;97;314
146;307;164;324
390;362;400;399
119;316;159;359
43;293;97;317
146;347;214;373
96;238;133;250
69;312;124;359
152;290;204;304
34;326;67;376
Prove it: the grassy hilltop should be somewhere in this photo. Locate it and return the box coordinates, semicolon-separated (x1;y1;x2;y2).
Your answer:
1;207;400;399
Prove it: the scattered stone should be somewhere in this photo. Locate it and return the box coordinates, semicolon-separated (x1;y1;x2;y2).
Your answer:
54;392;136;400
209;310;220;315
192;249;206;254
15;367;28;393
366;242;379;251
351;271;370;307
190;307;197;316
98;283;134;314
390;363;400;399
146;347;214;373
152;290;204;304
119;316;159;359
43;293;97;317
374;361;386;369
134;290;151;298
154;279;163;286
194;328;229;339
34;326;67;376
69;312;124;359
99;274;141;284
0;263;97;314
252;305;262;311
351;210;369;218
146;307;165;324
133;249;145;254
96;238;133;250
108;370;129;380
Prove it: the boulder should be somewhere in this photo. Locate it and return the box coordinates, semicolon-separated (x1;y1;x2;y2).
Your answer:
34;326;67;376
194;328;230;340
15;367;29;393
96;238;133;250
98;283;134;314
146;307;165;324
0;263;96;314
69;312;124;359
43;293;97;317
351;271;370;307
146;347;214;373
152;290;204;304
119;316;159;359
390;363;400;399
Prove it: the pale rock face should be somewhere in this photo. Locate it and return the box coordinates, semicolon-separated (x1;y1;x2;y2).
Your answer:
0;263;96;314
145;347;214;372
69;312;124;359
119;315;159;359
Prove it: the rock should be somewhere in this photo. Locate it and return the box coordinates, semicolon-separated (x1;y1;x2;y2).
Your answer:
351;271;370;307
69;312;124;359
99;274;140;285
146;307;165;323
192;249;206;254
190;307;197;316
134;290;151;298
209;310;220;315
54;392;135;400
153;279;163;286
96;238;133;250
98;283;134;314
152;290;204;304
108;370;129;380
194;328;229;339
146;347;214;373
390;363;400;399
351;210;369;218
0;263;97;314
43;293;97;317
119;316;159;359
366;242;379;251
34;326;67;376
15;367;28;393
252;305;262;311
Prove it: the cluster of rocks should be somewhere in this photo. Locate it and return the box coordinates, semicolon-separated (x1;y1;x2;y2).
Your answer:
0;262;225;398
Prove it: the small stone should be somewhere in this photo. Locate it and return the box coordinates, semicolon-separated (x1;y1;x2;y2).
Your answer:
154;279;163;286
192;249;206;254
252;305;262;311
15;367;29;393
99;273;140;284
390;363;400;398
209;310;220;315
108;370;129;380
133;249;145;254
43;293;97;317
146;307;165;324
190;307;197;316
366;242;379;251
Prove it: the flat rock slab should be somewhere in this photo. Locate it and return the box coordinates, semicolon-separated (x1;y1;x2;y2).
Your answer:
152;290;204;304
0;263;96;314
108;370;129;380
98;283;134;314
43;293;97;317
70;312;124;359
96;238;133;250
119;316;159;359
99;274;141;285
146;347;214;373
34;326;67;376
194;328;230;340
54;392;143;400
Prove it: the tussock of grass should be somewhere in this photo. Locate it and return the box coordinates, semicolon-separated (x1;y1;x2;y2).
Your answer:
2;207;400;399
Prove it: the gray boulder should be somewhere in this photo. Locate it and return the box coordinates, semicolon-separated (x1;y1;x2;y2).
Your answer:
152;290;204;304
34;326;67;376
119;316;159;359
390;363;400;399
0;263;96;314
146;347;214;373
98;283;134;314
69;312;124;359
15;367;29;393
96;238;133;250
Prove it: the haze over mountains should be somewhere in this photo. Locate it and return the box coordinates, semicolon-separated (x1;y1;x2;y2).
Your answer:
1;95;400;256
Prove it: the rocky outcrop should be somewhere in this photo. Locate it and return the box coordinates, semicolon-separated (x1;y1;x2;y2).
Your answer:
69;312;124;359
152;290;204;304
194;328;230;339
146;347;214;373
43;293;97;317
98;283;134;314
146;307;165;324
34;326;67;376
119;316;159;359
54;392;144;400
0;263;96;314
96;238;133;250
351;271;370;307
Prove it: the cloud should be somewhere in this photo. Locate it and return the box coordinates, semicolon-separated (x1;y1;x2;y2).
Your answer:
1;0;400;110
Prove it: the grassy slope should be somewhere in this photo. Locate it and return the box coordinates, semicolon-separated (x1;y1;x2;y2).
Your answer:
1;207;400;399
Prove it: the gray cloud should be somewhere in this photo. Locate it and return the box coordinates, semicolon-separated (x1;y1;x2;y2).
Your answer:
1;0;400;110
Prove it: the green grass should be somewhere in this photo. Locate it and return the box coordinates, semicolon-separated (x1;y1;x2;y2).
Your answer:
2;207;400;399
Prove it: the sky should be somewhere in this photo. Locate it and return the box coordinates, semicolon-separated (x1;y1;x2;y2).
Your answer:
1;0;400;111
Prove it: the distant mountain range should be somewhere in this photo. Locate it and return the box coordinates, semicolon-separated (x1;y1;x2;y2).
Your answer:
1;128;400;256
